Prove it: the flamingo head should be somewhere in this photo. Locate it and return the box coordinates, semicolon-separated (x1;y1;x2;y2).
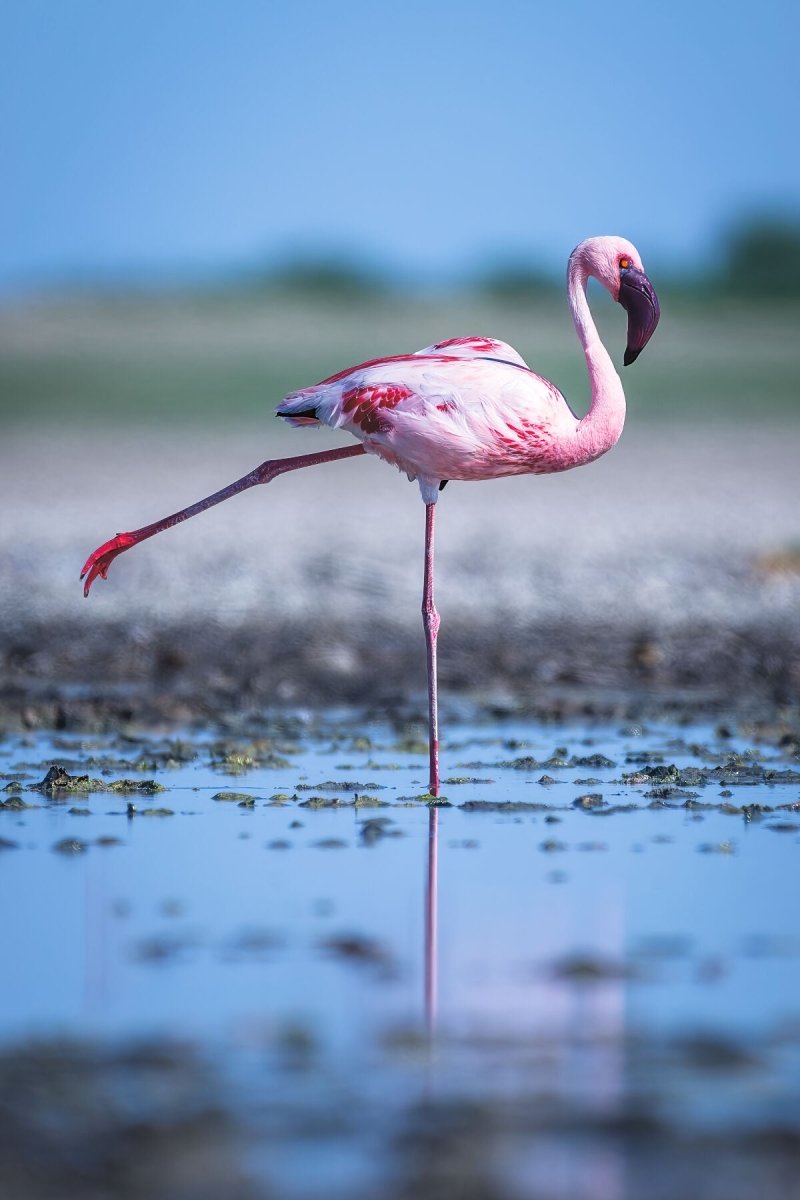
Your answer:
573;236;661;366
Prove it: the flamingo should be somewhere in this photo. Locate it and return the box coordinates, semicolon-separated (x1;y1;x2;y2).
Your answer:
81;235;660;796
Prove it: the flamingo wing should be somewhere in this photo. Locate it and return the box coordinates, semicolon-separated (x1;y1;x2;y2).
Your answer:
413;335;530;368
277;354;575;486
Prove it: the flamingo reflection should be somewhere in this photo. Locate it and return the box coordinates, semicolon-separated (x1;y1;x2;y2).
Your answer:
425;807;439;1038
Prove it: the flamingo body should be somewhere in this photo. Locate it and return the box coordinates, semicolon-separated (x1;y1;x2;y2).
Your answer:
80;235;661;796
277;349;580;501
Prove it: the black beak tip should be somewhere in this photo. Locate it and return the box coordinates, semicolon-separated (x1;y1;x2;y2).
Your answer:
619;267;660;368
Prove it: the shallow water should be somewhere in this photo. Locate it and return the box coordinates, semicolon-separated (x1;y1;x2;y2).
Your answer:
2;711;800;1198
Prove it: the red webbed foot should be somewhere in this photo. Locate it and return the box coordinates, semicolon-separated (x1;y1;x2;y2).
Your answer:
80;533;138;597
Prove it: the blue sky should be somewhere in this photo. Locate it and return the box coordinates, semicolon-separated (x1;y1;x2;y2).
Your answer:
3;0;798;290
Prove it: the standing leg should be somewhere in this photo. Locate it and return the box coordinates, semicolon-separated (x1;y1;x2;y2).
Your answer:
422;502;441;797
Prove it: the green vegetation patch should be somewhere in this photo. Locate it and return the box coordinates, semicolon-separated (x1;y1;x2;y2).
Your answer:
30;766;165;795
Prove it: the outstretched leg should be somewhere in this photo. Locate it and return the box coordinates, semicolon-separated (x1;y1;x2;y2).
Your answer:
422;502;441;797
80;444;366;596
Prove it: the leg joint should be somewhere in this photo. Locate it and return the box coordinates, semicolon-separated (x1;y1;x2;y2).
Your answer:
422;603;440;637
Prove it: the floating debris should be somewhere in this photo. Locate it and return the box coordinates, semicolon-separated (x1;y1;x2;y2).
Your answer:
299;796;352;809
676;1033;761;1071
442;776;495;785
500;756;548;771
106;779;166;794
461;800;552;813
32;766;166;795
296;780;385;792
573;793;606;809
222;927;282;959
208;741;293;771
359;818;404;846
644;786;701;802
132;934;195;963
570;754;617;769
622;764;686;785
34;766;97;793
586;803;640;816
52;838;88;855
550;954;638;982
320;933;395;975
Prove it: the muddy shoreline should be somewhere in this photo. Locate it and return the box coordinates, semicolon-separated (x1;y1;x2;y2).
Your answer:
3;613;798;733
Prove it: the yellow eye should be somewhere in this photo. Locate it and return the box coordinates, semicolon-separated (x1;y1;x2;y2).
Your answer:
619;257;631;270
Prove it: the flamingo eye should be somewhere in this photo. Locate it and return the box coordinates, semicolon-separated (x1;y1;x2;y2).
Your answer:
619;257;631;270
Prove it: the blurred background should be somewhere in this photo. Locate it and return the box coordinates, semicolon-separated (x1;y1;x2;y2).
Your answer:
2;0;799;710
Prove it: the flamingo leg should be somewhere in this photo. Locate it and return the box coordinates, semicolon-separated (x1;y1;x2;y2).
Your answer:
80;444;366;596
422;502;441;797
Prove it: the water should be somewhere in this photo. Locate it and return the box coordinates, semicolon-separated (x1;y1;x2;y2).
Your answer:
2;712;799;1198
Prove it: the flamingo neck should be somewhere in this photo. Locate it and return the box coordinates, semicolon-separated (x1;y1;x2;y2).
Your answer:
566;252;626;464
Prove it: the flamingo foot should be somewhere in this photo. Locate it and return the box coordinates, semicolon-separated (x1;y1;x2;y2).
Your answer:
80;533;137;597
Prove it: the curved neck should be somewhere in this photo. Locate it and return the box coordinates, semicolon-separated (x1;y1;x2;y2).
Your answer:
566;252;626;463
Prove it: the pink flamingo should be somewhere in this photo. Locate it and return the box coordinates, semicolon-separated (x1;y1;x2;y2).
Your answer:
81;236;660;796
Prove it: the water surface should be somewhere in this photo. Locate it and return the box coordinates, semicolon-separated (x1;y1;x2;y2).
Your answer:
2;712;799;1198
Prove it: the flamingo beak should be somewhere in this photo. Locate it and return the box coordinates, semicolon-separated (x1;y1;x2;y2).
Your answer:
619;267;660;366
